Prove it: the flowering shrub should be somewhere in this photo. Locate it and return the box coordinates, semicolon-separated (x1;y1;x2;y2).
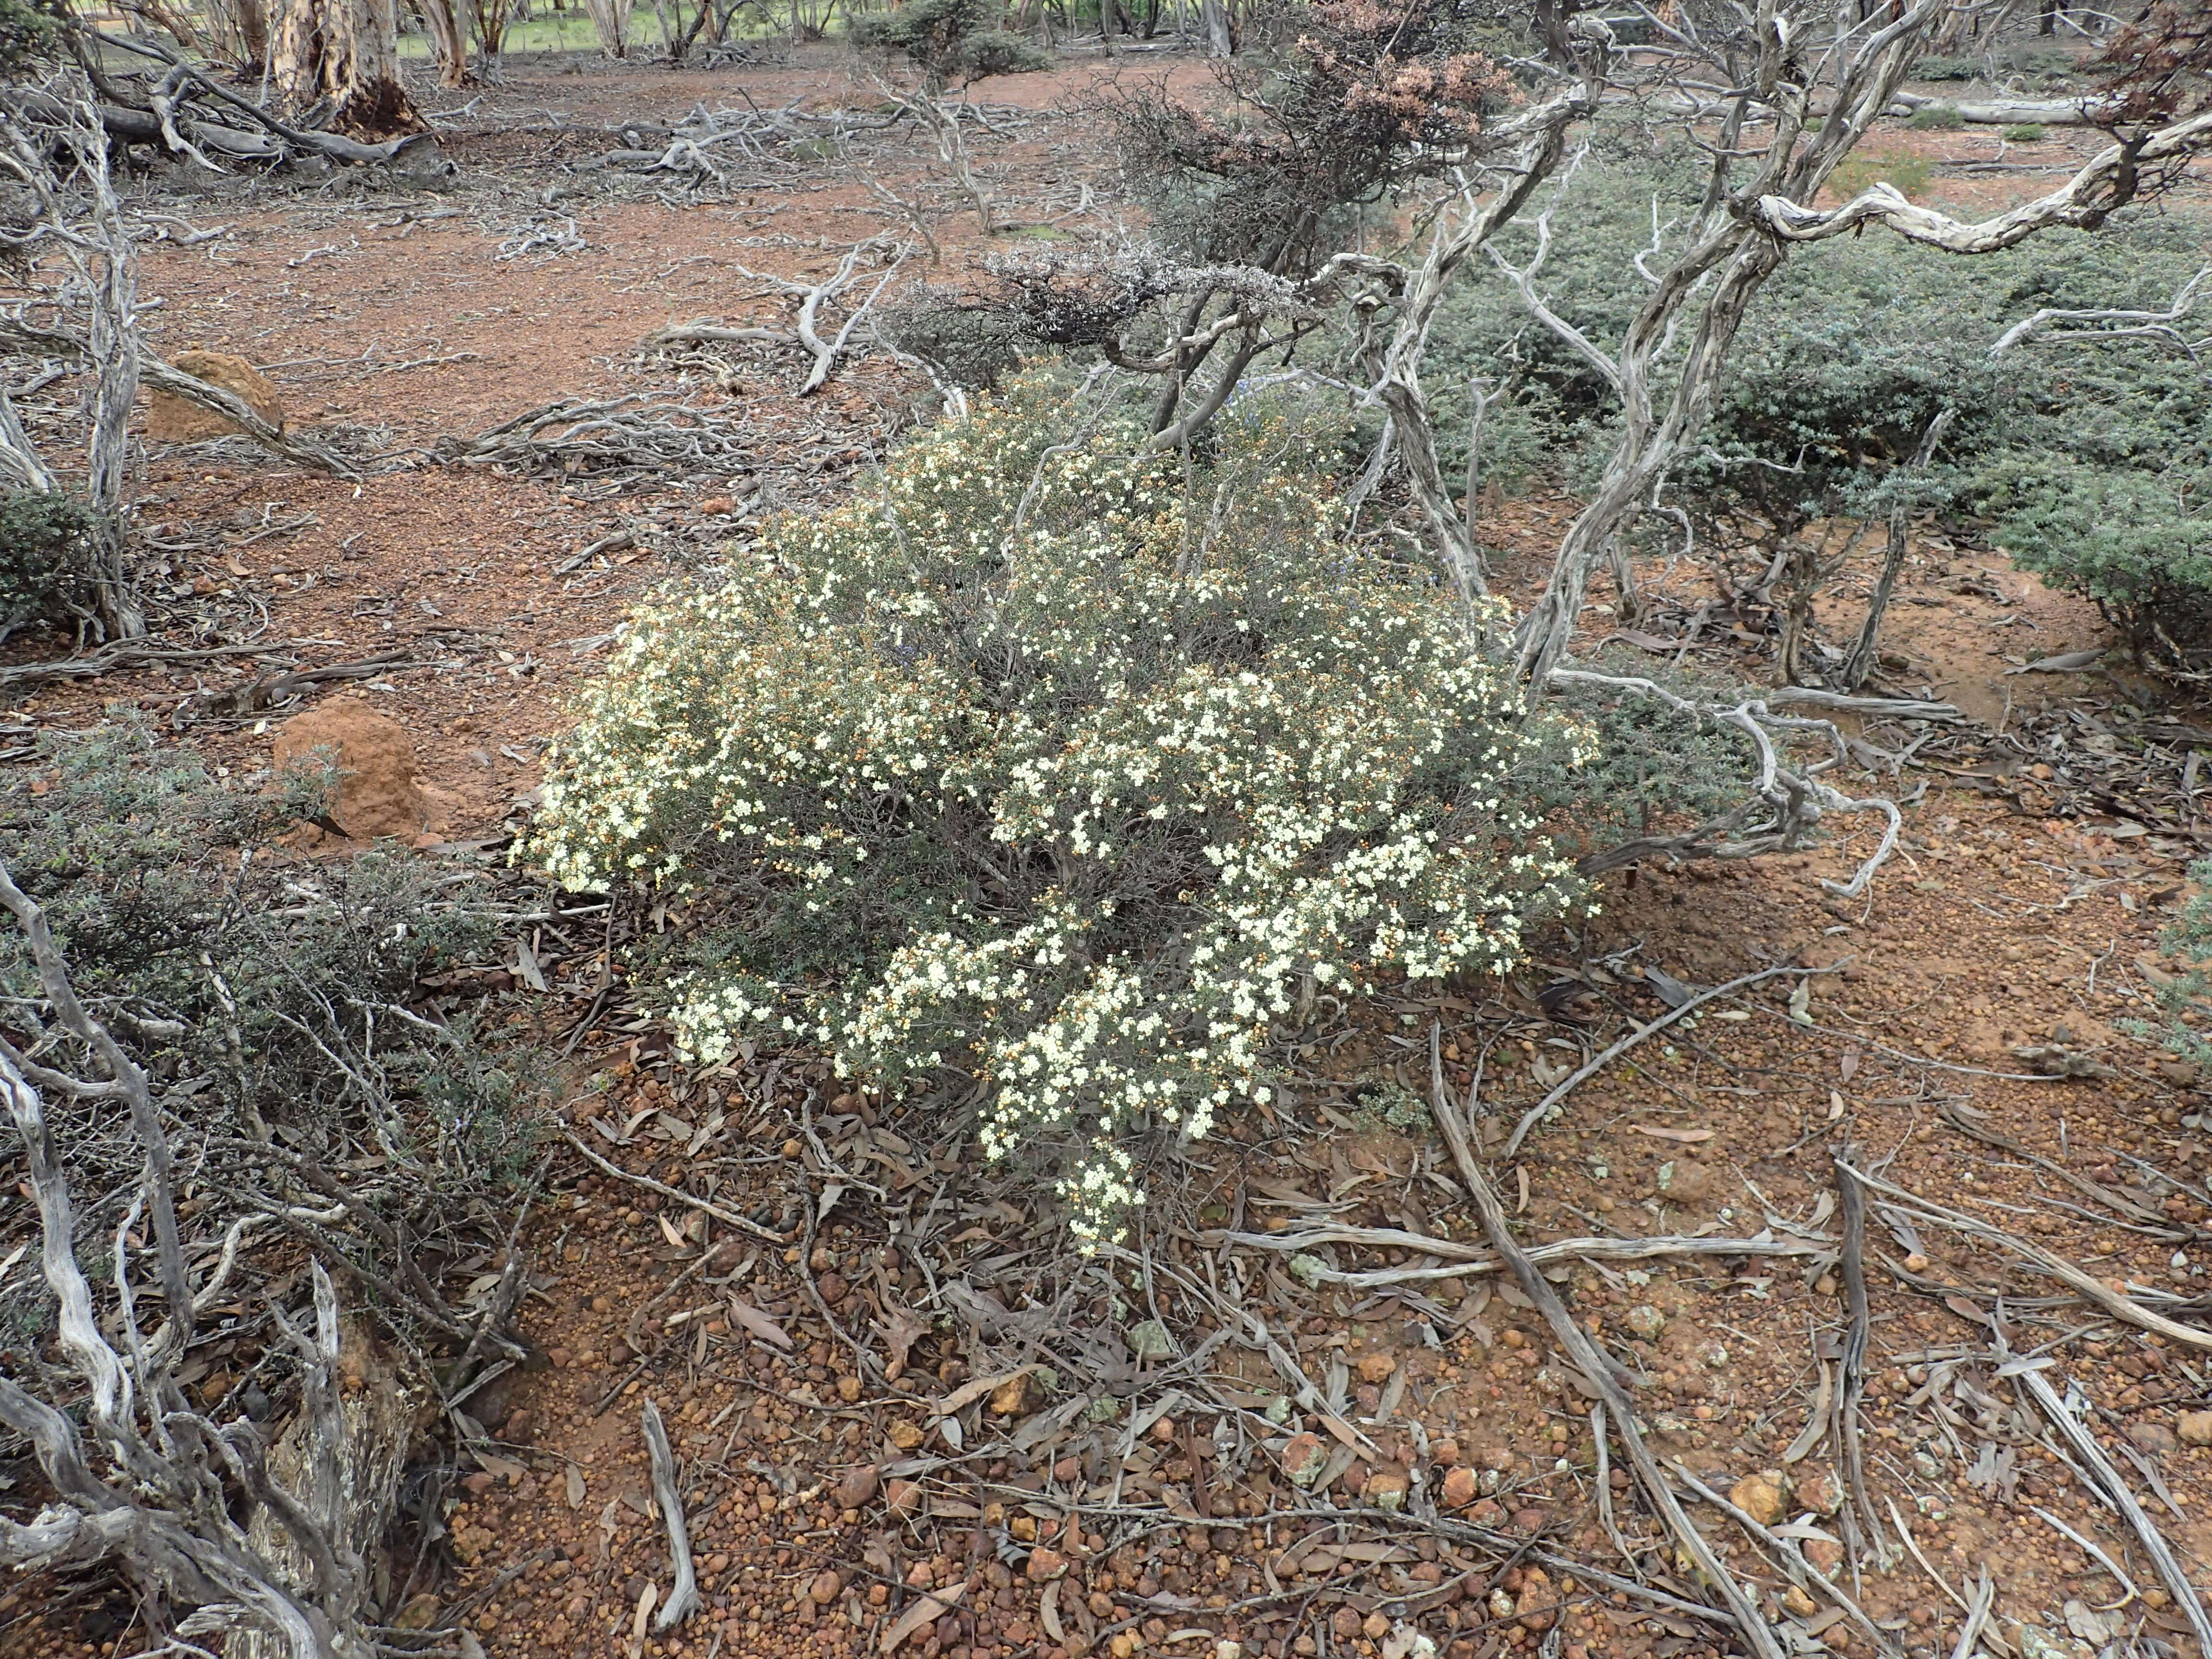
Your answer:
529;373;1594;1242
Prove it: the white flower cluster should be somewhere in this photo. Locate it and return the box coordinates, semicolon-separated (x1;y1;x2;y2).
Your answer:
527;371;1597;1245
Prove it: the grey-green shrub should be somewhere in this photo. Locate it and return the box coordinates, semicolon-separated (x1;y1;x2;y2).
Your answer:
526;370;1605;1242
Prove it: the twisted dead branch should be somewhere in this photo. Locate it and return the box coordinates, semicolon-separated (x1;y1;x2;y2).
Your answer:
1426;1024;1788;1659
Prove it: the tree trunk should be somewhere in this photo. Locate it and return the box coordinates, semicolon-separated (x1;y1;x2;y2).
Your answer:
1198;0;1229;55
273;0;426;137
205;0;273;71
419;0;470;86
587;0;632;56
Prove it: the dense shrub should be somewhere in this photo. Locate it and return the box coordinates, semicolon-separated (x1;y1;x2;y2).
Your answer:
1904;102;1964;129
527;372;1603;1241
0;489;100;628
1432;141;2212;655
2001;122;2048;143
852;0;1048;90
0;0;62;75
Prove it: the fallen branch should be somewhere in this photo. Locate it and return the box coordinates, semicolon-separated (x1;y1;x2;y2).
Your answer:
0;639;298;689
560;1128;785;1244
640;1399;700;1632
0;317;358;476
1841;1160;2212;1353
2011;1359;2212;1654
1222;1223;1830;1289
1428;1025;1788;1659
726;240;907;394
1668;1461;1899;1658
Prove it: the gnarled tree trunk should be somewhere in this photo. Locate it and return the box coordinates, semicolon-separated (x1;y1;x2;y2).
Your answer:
273;0;426;137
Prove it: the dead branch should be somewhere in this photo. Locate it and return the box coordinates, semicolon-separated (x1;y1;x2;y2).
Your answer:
1759;109;2212;253
0;866;368;1655
1223;1223;1831;1290
641;1399;701;1632
0;316;357;476
1551;671;1917;897
1427;1025;1788;1659
726;240;908;394
1667;1461;1899;1658
431;394;756;483
1839;1160;2212;1353
0;638;304;690
2009;1357;2212;1653
1991;264;2212;357
561;1127;786;1244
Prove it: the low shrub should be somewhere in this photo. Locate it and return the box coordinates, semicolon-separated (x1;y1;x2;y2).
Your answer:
1905;102;1965;130
2136;857;2212;1073
0;489;101;628
527;371;1604;1242
0;721;547;1309
1828;150;1935;199
2001;122;2048;143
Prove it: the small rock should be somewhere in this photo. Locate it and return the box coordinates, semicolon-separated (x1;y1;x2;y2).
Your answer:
1331;1607;1363;1642
884;1478;922;1516
831;1465;880;1509
2128;1422;2179;1457
1362;1465;1409;1512
1440;1465;1479;1509
1356;1351;1397;1384
887;1419;925;1451
1804;1539;1844;1574
145;349;288;444
1730;1472;1790;1527
1468;1498;1504;1527
1026;1546;1066;1581
1510;1506;1549;1534
1796;1468;1844;1515
808;1570;842;1605
837;1374;863;1403
2177;1410;2212;1447
1514;1567;1559;1632
1783;1586;1819;1618
461;1472;496;1498
1362;1611;1392;1641
700;496;736;515
1623;1305;1667;1340
990;1372;1035;1417
1655;1159;1719;1204
1279;1431;1328;1489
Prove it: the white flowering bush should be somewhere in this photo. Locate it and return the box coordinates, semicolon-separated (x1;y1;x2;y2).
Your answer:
529;372;1596;1242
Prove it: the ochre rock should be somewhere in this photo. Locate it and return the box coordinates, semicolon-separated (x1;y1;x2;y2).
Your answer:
273;699;432;842
145;349;287;443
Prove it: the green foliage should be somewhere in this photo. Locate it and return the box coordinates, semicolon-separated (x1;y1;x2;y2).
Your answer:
0;491;100;628
0;0;63;74
852;0;1048;88
1431;139;2212;647
528;370;1601;1242
2137;858;2212;1072
2001;122;2049;143
1905;102;1965;130
1969;457;2212;666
